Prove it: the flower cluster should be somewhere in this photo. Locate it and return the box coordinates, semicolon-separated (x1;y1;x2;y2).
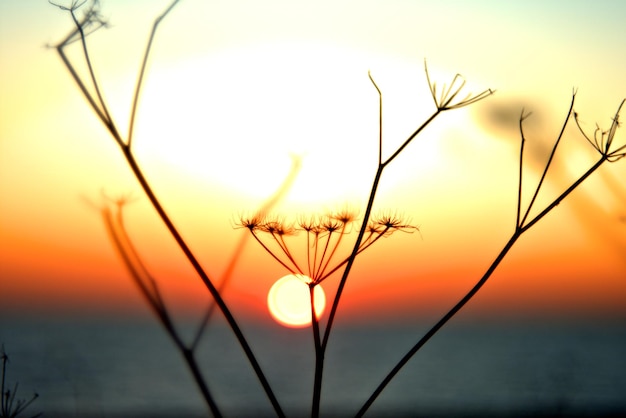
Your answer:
424;61;494;111
574;99;625;162
238;209;418;284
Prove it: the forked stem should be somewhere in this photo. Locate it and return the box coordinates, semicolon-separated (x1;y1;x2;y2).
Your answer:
317;69;489;415
355;95;619;415
102;204;222;416
52;2;284;416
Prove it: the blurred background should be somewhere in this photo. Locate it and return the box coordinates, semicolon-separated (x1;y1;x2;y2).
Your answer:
1;0;625;416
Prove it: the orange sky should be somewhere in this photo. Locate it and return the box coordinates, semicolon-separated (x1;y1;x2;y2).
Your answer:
1;0;626;326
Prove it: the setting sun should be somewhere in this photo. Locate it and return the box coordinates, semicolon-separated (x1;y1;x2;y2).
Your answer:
267;274;326;328
1;1;626;415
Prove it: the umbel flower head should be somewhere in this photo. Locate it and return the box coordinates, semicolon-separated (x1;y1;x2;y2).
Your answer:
424;60;494;111
574;99;626;162
237;209;418;284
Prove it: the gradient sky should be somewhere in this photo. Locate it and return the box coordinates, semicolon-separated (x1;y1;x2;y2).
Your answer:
1;0;625;325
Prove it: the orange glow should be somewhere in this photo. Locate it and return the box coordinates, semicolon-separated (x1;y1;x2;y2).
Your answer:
1;1;625;325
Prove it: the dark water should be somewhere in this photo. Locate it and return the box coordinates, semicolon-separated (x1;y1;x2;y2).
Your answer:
1;315;625;417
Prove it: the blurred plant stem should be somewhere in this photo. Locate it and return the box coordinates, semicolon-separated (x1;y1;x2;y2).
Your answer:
50;1;285;416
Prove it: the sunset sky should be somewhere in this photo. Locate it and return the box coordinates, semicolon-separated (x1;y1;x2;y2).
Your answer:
1;0;625;326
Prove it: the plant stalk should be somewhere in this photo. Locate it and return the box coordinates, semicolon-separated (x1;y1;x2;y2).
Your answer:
355;154;610;416
121;148;285;417
310;285;324;418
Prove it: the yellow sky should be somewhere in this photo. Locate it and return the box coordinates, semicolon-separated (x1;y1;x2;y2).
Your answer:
1;0;625;322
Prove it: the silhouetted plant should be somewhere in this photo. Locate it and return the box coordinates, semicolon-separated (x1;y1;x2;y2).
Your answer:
238;210;417;283
0;346;40;418
49;0;284;416
355;92;625;417
48;1;625;417
88;153;300;415
98;194;221;416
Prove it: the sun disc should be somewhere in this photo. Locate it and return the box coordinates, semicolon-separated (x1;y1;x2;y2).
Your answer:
267;274;326;328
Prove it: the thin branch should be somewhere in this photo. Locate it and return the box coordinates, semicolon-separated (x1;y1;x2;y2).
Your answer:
251;231;298;275
53;1;124;146
368;71;383;165
101;202;222;417
315;225;347;282
51;2;285;415
520;156;606;233
516;109;531;229
383;112;440;167
355;233;521;417
356;153;612;416
575;99;626;161
315;226;391;284
128;0;180;147
314;229;336;281
69;3;120;139
355;96;623;416
191;155;301;351
425;60;493;111
102;206;162;313
310;284;324;418
323;67;491;350
520;92;576;226
274;231;304;274
322;164;384;351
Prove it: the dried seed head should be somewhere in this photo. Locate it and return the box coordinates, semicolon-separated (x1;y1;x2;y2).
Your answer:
330;208;359;225
298;215;320;233
370;212;419;236
321;218;342;233
259;219;296;236
425;60;493;111
574;98;626;162
236;214;264;231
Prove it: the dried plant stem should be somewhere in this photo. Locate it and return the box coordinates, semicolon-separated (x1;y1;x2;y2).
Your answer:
123;135;284;418
101;155;300;414
355;94;619;416
519;96;575;226
311;66;491;416
102;203;222;417
323;67;455;350
354;232;519;417
52;1;284;416
128;0;180;147
316;225;347;281
1;346;40;418
191;156;301;351
322;109;441;351
310;285;324;418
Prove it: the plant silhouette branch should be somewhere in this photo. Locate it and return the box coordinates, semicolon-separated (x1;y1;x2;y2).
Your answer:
310;284;324;418
1;345;40;418
519;92;576;227
48;2;624;416
515;109;531;228
101;199;222;417
191;155;301;351
51;1;284;416
308;65;492;416
355;95;624;417
322;64;493;351
575;99;626;162
128;0;181;147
